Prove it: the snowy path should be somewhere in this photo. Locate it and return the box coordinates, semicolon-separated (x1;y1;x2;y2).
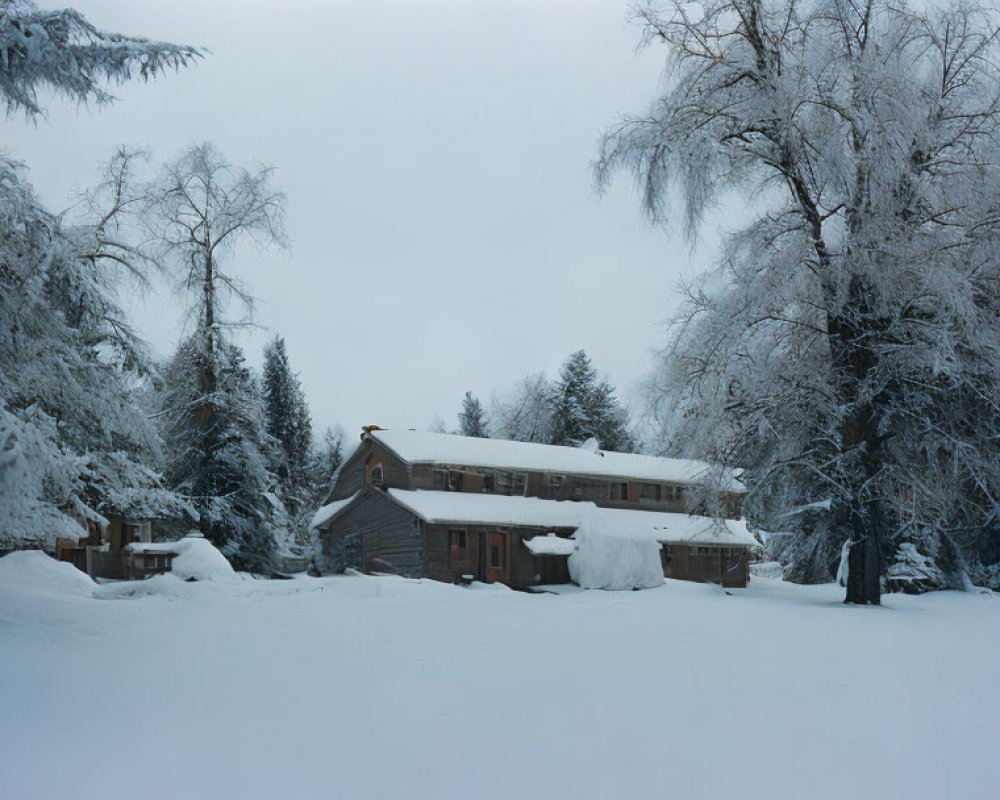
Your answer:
1;568;997;800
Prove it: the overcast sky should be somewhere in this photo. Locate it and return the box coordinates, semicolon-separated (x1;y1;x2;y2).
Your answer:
9;0;723;438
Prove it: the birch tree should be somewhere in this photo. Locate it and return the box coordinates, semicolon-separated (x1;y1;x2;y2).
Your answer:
598;0;1000;601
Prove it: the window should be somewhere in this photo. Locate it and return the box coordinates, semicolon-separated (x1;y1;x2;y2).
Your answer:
432;469;447;489
665;485;683;501
639;483;661;503
370;462;384;485
448;470;464;492
490;544;501;568
612;482;630;501
662;545;673;567
449;529;470;568
482;473;495;493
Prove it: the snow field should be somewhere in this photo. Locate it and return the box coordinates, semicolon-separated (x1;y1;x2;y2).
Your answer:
1;560;997;800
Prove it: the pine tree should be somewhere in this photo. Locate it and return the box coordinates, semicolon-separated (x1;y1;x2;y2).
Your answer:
160;338;275;572
0;3;198;548
262;336;312;510
550;351;634;451
0;1;200;120
457;391;488;438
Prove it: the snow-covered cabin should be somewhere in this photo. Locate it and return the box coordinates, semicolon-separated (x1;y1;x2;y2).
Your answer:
326;427;745;513
313;428;757;589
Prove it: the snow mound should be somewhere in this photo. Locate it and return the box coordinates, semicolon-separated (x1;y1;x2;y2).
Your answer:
170;535;237;582
0;550;95;597
524;533;576;556
750;560;784;580
568;514;664;591
130;534;237;582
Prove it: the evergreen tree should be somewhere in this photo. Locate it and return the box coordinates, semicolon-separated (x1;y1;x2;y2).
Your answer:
550;351;634;451
0;3;198;548
0;1;200;119
457;391;488;438
262;336;312;510
160;337;275;572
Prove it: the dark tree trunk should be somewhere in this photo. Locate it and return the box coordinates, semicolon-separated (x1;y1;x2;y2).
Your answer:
828;277;886;605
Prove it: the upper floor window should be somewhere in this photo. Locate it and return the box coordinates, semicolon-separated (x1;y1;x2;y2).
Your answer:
448;470;464;492
482;473;495;493
432;469;447;489
612;482;630;501
639;483;661;503
370;462;384;486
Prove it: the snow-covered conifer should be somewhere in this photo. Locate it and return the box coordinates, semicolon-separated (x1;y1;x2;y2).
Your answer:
550;351;634;451
262;335;312;509
457;391;488;438
0;0;200;119
160;337;276;572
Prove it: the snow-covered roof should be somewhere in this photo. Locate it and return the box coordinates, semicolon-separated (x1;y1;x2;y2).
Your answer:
311;492;359;529
386;489;591;528
586;506;760;548
370;429;745;492
524;533;577;556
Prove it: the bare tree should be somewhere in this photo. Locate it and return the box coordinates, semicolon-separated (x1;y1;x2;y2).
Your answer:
490;372;555;443
146;142;287;397
598;0;1000;602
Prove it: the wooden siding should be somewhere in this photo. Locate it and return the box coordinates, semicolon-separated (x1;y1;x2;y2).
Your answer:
424;523;574;589
330;441;413;500
329;440;371;500
661;544;750;588
405;462;738;517
322;490;423;577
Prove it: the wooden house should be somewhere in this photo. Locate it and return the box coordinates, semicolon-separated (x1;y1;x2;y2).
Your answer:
327;427;745;515
314;428;756;589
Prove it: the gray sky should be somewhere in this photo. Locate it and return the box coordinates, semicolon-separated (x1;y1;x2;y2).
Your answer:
9;0;720;437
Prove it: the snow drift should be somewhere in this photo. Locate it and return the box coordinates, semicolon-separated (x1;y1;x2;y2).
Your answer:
0;550;96;598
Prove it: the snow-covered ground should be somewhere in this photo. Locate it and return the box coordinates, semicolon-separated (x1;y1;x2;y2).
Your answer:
1;554;998;800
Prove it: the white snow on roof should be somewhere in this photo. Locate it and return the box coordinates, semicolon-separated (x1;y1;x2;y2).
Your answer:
387;489;592;528
371;429;745;492
311;492;359;529
523;533;577;556
383;489;758;547
588;506;759;548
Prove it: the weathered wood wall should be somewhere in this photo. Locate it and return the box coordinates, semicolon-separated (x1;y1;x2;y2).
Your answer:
661;544;750;588
322;490;423;577
423;524;574;589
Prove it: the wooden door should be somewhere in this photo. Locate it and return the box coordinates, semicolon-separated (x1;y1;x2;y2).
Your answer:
484;531;509;584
